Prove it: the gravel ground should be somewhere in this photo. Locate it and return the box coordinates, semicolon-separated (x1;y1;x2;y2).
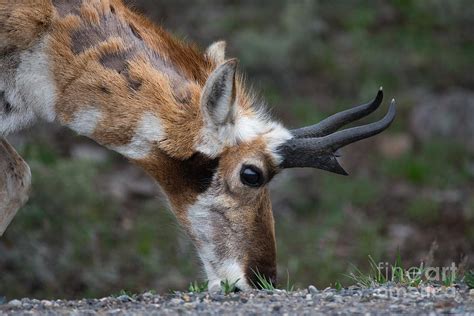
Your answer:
1;284;473;315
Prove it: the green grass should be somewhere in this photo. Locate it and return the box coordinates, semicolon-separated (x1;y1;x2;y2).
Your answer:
220;279;240;295
345;250;468;289
112;289;135;298
466;271;474;289
284;270;295;292
251;269;275;291
346;252;426;288
188;280;208;293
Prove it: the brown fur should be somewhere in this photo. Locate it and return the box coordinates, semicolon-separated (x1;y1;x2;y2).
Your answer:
0;0;53;52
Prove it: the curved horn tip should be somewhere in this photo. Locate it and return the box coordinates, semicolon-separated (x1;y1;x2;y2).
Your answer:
375;87;383;99
336;167;349;176
389;99;397;113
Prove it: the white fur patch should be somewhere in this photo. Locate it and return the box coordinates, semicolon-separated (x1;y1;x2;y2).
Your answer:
0;37;57;135
67;107;102;136
196;111;292;163
15;37;57;122
262;122;293;164
111;112;164;159
216;259;250;291
188;193;251;292
206;41;226;64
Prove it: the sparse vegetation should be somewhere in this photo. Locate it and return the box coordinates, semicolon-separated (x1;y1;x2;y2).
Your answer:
285;270;295;292
220;279;240;295
466;271;474;289
345;251;466;288
188;280;208;293
251;269;275;291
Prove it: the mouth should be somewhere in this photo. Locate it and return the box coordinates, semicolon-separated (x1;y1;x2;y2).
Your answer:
200;256;253;292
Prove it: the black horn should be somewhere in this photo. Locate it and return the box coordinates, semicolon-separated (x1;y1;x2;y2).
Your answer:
291;87;384;138
278;92;396;175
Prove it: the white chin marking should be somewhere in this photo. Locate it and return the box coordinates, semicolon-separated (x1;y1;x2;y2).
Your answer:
110;112;164;160
207;259;251;292
188;194;251;292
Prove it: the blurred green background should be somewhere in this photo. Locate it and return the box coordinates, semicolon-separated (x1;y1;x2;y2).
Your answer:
1;0;474;298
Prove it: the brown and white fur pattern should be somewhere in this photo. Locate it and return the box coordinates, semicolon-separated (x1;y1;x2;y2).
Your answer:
0;0;293;290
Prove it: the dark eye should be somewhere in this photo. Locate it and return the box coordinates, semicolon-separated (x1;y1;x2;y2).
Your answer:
240;165;264;187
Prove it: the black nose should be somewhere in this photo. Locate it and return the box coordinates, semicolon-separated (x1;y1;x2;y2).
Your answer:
246;264;277;289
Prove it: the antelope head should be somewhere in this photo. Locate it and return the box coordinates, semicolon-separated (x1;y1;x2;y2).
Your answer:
136;45;395;291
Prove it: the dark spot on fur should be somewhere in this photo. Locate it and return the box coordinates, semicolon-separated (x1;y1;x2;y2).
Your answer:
124;74;142;91
181;153;219;193
70;26;109;54
129;23;142;40
4;101;12;114
1;45;17;56
1;91;11;114
100;85;111;94
99;50;130;73
99;50;141;90
110;5;115;14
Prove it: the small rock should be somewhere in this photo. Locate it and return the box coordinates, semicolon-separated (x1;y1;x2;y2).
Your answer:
106;308;122;315
117;295;132;302
170;298;183;305
469;289;474;297
308;285;319;295
182;294;191;302
41;300;52;307
8;299;21;307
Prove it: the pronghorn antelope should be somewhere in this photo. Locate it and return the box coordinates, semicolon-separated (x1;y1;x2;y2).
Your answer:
0;0;396;291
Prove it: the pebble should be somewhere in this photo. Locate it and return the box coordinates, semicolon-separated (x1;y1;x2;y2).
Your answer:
308;285;318;295
41;300;53;307
117;295;132;302
8;299;21;307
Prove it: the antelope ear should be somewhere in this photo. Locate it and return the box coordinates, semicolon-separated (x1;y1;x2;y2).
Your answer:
201;59;237;126
206;41;226;64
